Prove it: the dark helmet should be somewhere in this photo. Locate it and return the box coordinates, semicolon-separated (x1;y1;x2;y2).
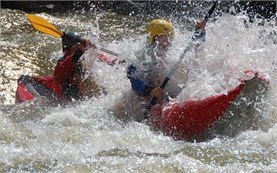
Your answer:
62;32;85;52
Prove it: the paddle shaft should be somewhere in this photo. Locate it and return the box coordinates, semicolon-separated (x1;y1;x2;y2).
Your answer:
27;14;120;57
145;1;219;116
62;33;120;57
99;47;119;57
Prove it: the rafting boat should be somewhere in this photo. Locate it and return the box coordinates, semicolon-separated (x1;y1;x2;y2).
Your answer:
149;71;269;140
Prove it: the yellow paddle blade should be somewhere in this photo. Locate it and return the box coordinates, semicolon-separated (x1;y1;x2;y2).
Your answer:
27;14;64;38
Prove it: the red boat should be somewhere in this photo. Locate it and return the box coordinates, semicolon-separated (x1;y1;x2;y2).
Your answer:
149;71;269;140
15;69;269;140
15;53;115;104
16;82;35;103
15;74;105;104
15;75;60;104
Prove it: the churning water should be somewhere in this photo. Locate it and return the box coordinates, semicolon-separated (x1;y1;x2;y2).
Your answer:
1;4;277;173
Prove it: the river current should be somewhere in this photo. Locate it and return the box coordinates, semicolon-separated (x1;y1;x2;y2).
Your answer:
1;4;277;173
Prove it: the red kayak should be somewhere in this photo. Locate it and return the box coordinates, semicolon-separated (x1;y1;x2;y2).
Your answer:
15;75;61;104
15;74;106;104
149;71;269;140
16;82;35;103
15;53;116;104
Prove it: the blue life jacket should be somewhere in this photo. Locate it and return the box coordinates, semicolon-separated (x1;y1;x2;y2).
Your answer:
127;64;151;96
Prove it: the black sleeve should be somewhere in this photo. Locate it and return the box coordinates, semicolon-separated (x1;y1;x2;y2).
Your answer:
71;49;84;64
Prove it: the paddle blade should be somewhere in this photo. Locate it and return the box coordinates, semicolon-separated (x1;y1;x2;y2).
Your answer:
27;14;64;38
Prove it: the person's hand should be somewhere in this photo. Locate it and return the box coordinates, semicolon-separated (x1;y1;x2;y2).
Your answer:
84;40;97;49
69;43;86;55
70;40;96;55
150;87;164;98
196;19;206;30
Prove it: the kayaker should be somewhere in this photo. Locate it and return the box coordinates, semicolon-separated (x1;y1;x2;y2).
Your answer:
111;19;206;121
127;19;206;101
17;32;104;103
54;32;101;101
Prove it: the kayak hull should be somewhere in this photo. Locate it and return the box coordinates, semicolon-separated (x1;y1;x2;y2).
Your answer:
15;74;104;104
15;75;60;104
149;72;269;140
15;82;35;103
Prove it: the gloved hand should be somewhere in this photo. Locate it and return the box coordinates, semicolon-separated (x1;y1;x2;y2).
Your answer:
150;87;164;98
196;19;206;30
84;40;97;49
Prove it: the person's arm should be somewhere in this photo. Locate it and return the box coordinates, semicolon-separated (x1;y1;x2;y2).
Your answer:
84;40;122;66
192;19;207;61
54;45;85;82
192;19;206;42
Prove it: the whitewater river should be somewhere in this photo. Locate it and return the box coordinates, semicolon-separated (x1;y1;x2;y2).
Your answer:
1;4;277;173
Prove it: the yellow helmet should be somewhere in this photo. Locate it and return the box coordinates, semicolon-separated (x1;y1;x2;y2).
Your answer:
146;19;175;44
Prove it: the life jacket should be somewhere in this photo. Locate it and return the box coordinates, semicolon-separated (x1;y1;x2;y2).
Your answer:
127;45;167;96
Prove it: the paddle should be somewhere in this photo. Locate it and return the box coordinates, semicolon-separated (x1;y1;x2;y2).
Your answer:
26;14;120;57
143;1;219;119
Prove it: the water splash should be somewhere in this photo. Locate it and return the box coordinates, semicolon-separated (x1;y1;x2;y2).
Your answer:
0;8;276;172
